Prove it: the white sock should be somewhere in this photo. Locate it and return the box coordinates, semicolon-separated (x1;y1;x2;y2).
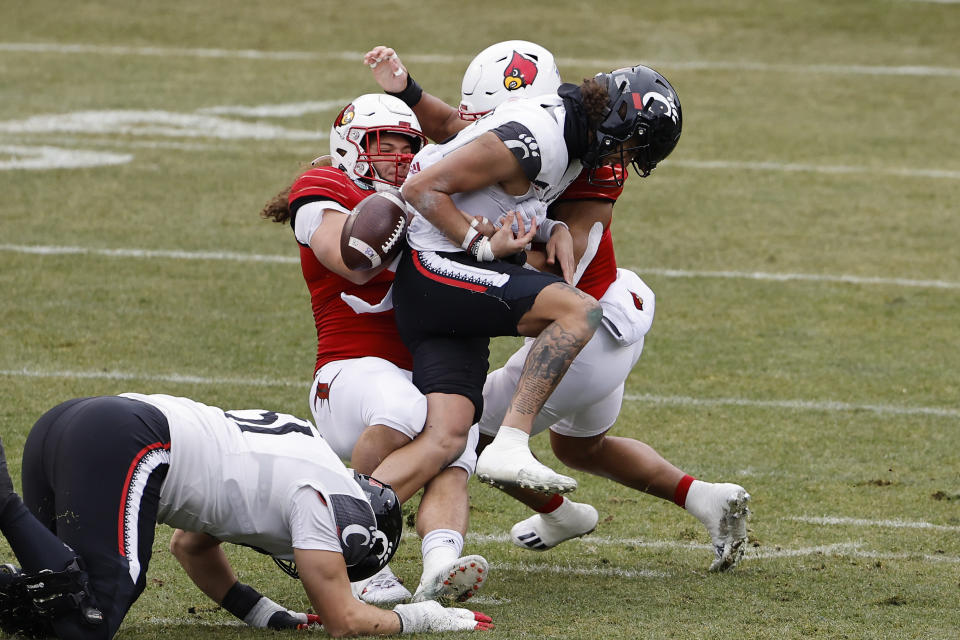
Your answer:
492;425;530;449
541;497;572;523
683;480;714;525
420;529;464;583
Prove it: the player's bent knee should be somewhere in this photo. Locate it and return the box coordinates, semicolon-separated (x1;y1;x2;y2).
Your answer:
557;284;602;331
584;300;603;330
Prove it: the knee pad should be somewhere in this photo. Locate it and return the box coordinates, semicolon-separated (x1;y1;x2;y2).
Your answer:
23;557;104;629
0;563;53;638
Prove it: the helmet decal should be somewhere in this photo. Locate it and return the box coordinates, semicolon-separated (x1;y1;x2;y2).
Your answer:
340;523;371;549
503;51;539;91
639;91;680;124
335;104;356;127
327;494;380;567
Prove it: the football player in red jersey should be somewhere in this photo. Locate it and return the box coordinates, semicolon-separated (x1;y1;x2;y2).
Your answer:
365;43;752;573
262;94;489;604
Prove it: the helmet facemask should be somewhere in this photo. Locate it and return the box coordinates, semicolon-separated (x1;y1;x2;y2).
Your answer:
357;128;424;187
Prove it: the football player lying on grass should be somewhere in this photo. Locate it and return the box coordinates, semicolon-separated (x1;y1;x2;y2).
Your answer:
0;394;492;638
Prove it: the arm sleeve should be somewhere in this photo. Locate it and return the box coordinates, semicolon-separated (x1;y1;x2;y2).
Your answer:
490;121;543;183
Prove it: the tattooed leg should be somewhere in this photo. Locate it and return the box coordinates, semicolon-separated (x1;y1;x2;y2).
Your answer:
506;285;603;430
474;285;601;494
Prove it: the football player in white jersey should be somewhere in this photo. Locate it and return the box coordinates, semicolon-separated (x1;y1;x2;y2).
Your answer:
360;42;680;508
365;44;751;572
0;395;493;638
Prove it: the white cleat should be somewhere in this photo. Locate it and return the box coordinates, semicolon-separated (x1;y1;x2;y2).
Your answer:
701;483;751;572
475;440;577;494
511;498;599;551
411;555;489;603
351;565;412;606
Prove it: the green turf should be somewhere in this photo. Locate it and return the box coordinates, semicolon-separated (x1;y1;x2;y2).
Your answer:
2;1;959;638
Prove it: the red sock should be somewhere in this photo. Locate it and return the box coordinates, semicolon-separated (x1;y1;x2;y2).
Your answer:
673;474;695;508
535;493;565;514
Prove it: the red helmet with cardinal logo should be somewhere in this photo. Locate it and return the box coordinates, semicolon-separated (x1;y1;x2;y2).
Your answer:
459;40;562;121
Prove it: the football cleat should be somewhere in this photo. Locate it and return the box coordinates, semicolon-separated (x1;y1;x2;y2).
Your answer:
699;483;751;572
511;498;598;551
350;565;412;606
475;440;577;494
412;555;488;603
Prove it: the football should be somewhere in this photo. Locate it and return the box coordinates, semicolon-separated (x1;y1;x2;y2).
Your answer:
339;191;408;271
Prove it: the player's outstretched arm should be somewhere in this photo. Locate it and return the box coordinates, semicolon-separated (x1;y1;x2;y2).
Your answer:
363;45;468;142
170;530;319;630
295;548;493;636
295;548;401;636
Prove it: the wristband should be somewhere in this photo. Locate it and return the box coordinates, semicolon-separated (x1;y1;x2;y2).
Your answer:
461;226;481;251
471;236;495;262
385;75;423;108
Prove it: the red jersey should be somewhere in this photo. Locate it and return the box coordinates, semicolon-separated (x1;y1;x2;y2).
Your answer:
556;166;626;300
289;167;413;373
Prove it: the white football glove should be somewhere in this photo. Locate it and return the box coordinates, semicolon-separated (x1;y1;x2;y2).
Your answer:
393;601;494;633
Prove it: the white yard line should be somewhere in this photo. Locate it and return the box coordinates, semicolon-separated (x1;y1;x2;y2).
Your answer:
665;158;960;180
0;367;303;388
2;369;957;420
493;561;668;579
0;368;960;418
791;515;960;532
623;393;960;419
2;42;960;79
627;267;960;291
3;243;959;292
0;244;298;263
465;533;960;562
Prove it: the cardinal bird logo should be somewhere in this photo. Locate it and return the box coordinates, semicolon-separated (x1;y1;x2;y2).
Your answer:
503;51;539;91
631;291;644;310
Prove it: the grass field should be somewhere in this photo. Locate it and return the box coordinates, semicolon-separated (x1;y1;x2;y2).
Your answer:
2;1;959;638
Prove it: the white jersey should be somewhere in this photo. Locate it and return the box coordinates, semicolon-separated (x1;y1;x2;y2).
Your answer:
403;95;583;253
121;393;361;559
